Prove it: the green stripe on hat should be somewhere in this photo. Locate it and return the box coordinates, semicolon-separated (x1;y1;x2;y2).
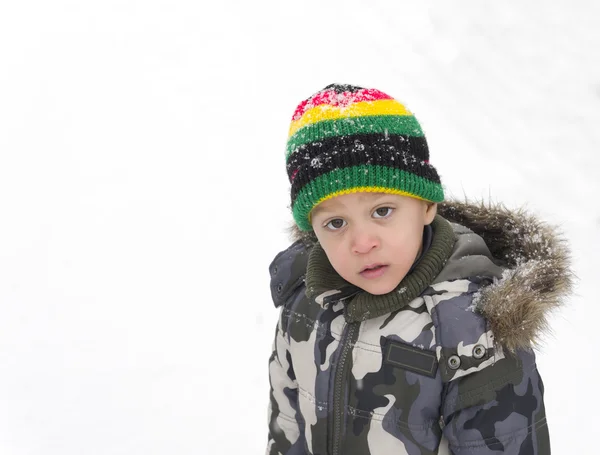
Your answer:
286;115;424;159
292;164;444;231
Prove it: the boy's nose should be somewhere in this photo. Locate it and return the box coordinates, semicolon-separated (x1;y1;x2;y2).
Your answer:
351;229;380;254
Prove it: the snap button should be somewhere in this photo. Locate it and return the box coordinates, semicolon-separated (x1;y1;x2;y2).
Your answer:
473;344;486;359
277;283;283;294
447;355;461;370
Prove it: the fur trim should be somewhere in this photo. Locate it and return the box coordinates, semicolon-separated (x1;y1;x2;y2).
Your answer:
438;200;574;352
286;200;575;352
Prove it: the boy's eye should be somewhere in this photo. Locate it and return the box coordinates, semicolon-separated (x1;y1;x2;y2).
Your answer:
325;219;346;230
374;207;393;218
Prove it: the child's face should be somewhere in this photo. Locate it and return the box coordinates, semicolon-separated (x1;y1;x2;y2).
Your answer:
310;192;437;295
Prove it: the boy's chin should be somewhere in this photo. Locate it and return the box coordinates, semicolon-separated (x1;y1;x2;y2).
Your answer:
360;286;396;296
356;277;404;296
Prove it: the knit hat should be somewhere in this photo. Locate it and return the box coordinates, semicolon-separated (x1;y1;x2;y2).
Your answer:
286;83;444;231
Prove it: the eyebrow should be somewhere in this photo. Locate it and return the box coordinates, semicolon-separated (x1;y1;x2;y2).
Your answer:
311;194;391;218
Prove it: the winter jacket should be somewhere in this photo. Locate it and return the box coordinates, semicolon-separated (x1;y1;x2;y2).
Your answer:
266;201;572;455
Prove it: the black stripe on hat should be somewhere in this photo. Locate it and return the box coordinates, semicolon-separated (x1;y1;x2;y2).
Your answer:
286;133;429;181
290;145;441;203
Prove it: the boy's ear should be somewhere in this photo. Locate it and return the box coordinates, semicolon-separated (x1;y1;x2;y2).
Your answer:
424;202;437;225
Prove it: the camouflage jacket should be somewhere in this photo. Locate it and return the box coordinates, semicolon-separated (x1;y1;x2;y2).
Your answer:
266;201;572;455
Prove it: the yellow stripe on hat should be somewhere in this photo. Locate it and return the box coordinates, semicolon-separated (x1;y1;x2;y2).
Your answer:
288;99;412;138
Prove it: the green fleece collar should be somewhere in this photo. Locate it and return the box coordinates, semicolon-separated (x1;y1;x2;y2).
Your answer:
305;215;457;322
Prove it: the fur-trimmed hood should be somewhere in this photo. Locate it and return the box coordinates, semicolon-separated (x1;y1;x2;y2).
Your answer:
284;200;574;352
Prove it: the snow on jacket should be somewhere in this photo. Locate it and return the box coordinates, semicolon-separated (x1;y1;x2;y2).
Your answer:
266;201;572;455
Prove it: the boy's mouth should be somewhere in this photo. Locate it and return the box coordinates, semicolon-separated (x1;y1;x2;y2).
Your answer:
360;262;385;273
359;263;388;279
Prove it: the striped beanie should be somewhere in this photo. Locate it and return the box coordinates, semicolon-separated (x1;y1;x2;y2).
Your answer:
286;83;444;231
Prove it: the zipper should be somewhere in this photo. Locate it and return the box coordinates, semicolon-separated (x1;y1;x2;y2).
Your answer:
329;320;360;455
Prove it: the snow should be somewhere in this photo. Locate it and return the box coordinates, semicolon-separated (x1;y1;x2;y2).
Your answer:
0;0;598;453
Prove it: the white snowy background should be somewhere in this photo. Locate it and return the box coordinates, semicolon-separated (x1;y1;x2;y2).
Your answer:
1;1;598;453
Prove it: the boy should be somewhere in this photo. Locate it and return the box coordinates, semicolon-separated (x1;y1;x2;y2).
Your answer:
266;84;572;454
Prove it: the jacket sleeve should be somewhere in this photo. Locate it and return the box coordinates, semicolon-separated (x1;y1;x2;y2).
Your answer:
441;349;550;454
266;306;305;455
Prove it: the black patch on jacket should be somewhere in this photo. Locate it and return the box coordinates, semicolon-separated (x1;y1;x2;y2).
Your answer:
384;340;438;378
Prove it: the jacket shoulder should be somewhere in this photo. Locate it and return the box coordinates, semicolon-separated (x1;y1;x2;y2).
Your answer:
269;240;311;308
423;278;505;383
270;241;326;344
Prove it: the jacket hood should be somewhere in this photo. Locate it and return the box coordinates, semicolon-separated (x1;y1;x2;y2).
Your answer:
278;199;574;352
